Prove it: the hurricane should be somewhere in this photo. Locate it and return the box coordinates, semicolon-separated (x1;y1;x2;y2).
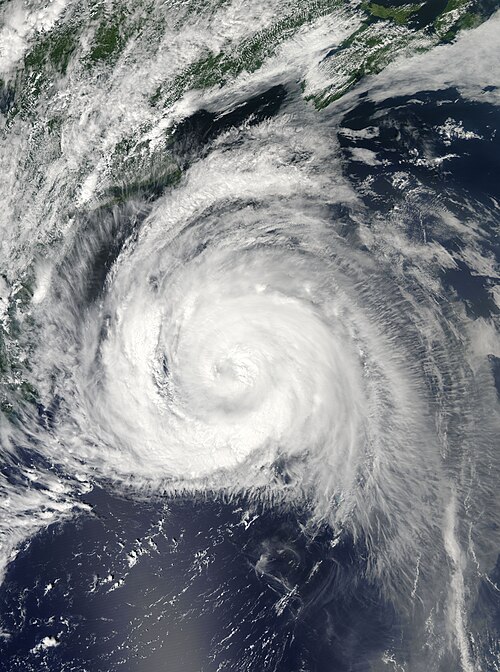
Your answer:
0;1;499;670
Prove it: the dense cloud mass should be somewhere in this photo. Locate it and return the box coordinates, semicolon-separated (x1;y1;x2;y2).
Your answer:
0;1;499;670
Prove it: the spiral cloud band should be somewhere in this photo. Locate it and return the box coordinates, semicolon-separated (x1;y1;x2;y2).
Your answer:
94;243;369;478
41;119;444;584
0;3;499;670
